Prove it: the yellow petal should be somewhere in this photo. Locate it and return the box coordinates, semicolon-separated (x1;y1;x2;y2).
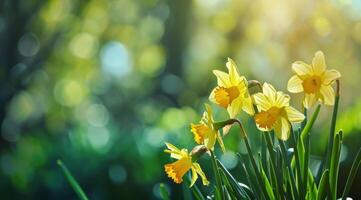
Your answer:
263;82;277;104
312;51;326;75
275;92;290;108
213;70;231;87
204;103;214;124
216;131;226;152
253;93;272;111
303;93;317;109
273;117;290;141
190;124;208;144
226;58;240;85
322;69;341;85
287;75;304;93
292;61;313;76
204;130;216;151
242;92;255;116
165;142;183;159
192;163;209;186
285;106;305;122
164;157;192;184
190;167;198;187
320;85;335;105
227;96;242;118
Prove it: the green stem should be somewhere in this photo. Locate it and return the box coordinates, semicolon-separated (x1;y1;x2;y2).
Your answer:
342;147;361;200
279;139;299;198
264;133;284;199
57;160;89;200
325;80;340;171
210;151;224;200
290;128;303;199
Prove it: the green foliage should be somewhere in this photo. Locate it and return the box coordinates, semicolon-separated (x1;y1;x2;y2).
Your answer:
180;85;360;199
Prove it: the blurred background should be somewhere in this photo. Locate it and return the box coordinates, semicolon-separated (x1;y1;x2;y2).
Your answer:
0;0;360;199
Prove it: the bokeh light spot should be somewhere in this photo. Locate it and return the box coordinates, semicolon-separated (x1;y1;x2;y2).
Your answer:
87;127;110;150
220;151;238;170
100;41;131;77
108;165;127;184
161;74;184;95
17;33;40;57
86;104;109;127
54;79;87;106
69;32;98;59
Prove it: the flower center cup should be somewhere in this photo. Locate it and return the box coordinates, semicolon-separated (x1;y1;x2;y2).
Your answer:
302;76;321;94
255;106;281;129
214;86;240;107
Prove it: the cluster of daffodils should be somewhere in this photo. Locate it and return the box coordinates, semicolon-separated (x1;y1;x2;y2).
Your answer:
164;51;340;186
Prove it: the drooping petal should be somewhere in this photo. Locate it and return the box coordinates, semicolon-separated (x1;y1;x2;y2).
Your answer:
303;93;317;109
285;106;305;122
322;69;341;85
213;70;231;87
312;51;327;75
192;163;209;186
216;131;225;152
204;129;216;151
164;157;192;184
320;85;335;105
253;93;272;111
165;142;183;159
242;92;255;116
273;117;291;141
227;96;242;118
275;92;290;108
263;83;277;104
190;167;198;187
204;104;214;124
287;75;304;93
292;61;313;76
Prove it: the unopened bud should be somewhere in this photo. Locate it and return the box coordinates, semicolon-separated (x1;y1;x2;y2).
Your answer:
248;80;262;95
191;145;208;162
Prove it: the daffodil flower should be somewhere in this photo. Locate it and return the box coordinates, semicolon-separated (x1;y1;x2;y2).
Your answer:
209;58;254;118
253;83;305;140
190;104;225;151
164;143;209;187
287;51;341;108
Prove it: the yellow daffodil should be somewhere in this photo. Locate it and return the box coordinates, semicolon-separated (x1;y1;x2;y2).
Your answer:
164;143;209;187
190;104;225;151
209;58;254;118
253;83;305;140
287;51;341;108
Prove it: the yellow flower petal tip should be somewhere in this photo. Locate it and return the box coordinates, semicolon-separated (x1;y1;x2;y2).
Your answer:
210;58;254;117
164;143;209;186
253;83;304;140
287;51;341;108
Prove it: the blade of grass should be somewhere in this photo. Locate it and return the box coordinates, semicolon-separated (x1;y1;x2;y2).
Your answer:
301;132;310;199
317;169;329;200
325;80;340;171
329;131;342;200
183;176;205;200
342;147;361;200
217;160;251;199
210;151;224;200
279;139;299;198
57;160;89;200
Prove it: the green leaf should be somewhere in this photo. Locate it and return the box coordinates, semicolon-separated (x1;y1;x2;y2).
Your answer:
57;160;89;200
329;131;342;200
260;168;275;200
159;183;170;200
184;176;205;200
324;88;340;171
217;159;252;199
210;151;224;200
317;169;329;200
342;147;361;200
